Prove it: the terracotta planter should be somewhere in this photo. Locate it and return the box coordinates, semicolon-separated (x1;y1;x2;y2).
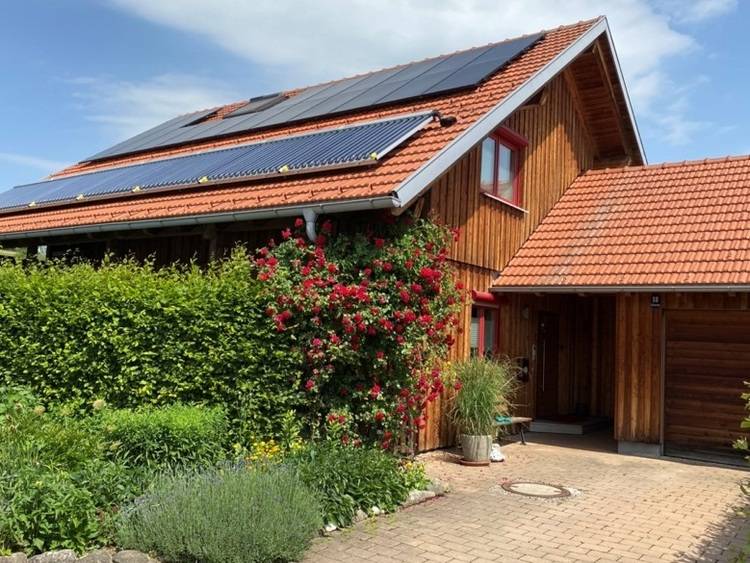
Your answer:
460;434;492;462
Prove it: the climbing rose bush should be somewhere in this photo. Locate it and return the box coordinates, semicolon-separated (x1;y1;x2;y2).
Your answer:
253;215;462;452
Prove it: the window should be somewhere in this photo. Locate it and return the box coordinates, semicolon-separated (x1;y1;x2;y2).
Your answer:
479;127;527;207
470;305;497;357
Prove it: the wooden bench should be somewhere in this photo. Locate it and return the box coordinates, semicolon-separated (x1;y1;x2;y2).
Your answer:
495;416;533;445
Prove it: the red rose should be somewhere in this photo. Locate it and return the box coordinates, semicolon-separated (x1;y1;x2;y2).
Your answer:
399;290;411;303
281;228;292;240
374;238;385;249
375;350;385;360
321;219;333;233
415;416;426;429
295;217;304;228
305;379;315;391
370;383;382;399
338;414;346;424
374;411;385;422
382;262;393;272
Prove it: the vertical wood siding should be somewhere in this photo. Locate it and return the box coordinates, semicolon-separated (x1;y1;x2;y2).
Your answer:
429;74;594;273
420;75;596;449
614;294;663;443
614;292;750;446
498;294;615;419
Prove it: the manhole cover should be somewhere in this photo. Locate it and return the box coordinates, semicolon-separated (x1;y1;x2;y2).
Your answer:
501;480;571;498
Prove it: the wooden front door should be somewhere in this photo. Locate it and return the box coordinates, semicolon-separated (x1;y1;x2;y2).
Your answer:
536;312;559;418
664;310;750;458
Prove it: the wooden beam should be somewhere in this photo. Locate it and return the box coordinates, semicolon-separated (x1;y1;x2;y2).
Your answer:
591;40;631;161
563;67;599;160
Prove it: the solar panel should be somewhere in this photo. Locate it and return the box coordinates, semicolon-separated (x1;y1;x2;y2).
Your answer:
224;93;287;118
86;32;543;162
0;112;435;214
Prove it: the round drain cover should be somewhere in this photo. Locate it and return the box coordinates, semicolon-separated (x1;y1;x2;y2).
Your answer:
501;481;571;498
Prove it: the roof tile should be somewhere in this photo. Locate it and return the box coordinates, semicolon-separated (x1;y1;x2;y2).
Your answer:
494;155;750;288
0;20;597;237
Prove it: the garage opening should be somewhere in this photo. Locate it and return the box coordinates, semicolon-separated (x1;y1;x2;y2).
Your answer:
664;310;750;465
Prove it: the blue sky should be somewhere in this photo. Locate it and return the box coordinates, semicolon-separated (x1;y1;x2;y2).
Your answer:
0;0;746;189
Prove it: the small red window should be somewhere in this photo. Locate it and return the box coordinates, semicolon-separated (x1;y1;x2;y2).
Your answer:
479;127;527;207
470;305;498;357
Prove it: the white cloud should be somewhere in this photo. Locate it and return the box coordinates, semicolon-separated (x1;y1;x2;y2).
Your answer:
108;0;692;96
0;152;69;175
104;0;736;153
69;74;239;141
655;0;737;23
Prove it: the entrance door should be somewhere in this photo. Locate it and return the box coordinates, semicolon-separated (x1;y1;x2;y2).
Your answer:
536;312;559;418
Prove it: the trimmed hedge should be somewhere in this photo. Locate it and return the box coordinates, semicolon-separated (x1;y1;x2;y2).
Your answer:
99;405;228;469
0;250;302;439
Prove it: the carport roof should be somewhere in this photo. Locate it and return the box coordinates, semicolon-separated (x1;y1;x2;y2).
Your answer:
493;155;750;291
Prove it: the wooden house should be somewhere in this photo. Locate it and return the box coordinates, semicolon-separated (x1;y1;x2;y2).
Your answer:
1;16;747;460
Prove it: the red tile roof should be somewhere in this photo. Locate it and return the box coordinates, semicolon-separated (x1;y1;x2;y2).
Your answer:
494;156;750;289
0;19;597;238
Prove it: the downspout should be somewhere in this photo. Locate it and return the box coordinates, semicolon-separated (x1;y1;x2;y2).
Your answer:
302;208;318;241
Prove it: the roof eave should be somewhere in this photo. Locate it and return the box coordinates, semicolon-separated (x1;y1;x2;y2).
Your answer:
600;18;647;164
392;17;645;212
492;284;750;294
0;195;400;243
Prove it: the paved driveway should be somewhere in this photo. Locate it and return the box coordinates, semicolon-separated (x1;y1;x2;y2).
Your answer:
305;433;749;563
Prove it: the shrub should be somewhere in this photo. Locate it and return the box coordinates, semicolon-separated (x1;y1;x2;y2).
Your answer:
98;404;227;469
0;250;304;441
0;218;461;449
0;463;101;554
117;465;322;563
734;384;750;561
253;216;462;451
289;441;416;527
447;357;518;436
0;387;146;554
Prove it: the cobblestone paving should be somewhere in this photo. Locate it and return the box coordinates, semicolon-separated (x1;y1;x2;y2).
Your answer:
305;433;749;562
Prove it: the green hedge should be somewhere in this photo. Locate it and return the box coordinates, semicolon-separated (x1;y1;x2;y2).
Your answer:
99;404;228;469
0;250;302;439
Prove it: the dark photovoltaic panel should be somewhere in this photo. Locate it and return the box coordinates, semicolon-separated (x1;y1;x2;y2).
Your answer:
0;112;434;214
87;33;543;161
224;93;287;118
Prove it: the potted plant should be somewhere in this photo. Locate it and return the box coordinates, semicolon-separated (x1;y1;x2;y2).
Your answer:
447;357;517;465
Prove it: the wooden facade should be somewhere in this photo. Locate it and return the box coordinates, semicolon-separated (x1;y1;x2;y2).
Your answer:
418;72;599;449
614;293;750;454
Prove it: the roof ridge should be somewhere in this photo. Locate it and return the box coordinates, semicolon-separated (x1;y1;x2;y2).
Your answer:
583;153;750;177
